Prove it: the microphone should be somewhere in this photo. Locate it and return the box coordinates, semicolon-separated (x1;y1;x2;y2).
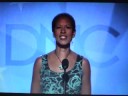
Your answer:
62;59;69;83
62;59;69;94
62;59;69;71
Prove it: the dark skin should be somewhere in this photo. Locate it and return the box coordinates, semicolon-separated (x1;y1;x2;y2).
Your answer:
30;17;91;94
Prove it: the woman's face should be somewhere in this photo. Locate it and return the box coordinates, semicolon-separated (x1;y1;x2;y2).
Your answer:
54;17;75;46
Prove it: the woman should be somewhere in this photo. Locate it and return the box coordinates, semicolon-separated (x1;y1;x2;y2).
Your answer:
30;13;91;94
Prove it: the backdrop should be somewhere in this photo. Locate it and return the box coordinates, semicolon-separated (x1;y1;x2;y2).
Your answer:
0;2;128;95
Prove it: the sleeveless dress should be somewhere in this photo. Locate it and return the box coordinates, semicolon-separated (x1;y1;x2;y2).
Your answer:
40;54;83;94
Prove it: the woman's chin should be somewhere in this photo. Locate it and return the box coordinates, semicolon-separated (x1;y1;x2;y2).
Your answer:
56;42;70;48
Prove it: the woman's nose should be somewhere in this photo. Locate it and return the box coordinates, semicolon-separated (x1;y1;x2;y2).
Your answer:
61;27;66;33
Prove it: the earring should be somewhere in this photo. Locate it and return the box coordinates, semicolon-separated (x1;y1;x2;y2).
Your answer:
71;41;73;44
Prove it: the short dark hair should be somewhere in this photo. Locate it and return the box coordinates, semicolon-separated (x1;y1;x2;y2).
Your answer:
52;13;76;32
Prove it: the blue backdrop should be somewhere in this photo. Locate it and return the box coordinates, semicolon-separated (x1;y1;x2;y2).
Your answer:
0;2;128;95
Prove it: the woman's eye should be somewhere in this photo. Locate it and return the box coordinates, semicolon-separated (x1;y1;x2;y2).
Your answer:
56;26;61;29
66;26;72;29
55;26;72;29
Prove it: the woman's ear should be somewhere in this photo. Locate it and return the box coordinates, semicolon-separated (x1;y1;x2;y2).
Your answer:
72;32;76;38
53;32;56;38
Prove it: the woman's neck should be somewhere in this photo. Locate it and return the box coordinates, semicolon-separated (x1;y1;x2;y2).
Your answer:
55;47;71;59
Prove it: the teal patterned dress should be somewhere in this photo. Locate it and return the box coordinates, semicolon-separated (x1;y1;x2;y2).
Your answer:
40;54;83;94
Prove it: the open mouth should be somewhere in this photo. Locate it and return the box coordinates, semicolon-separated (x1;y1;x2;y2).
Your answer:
59;35;67;40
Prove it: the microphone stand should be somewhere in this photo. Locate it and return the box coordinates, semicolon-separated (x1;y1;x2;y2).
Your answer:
63;70;66;94
63;70;69;94
62;59;69;94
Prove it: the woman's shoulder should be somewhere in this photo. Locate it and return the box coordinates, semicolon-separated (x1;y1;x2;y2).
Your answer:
33;56;42;68
73;52;88;61
34;52;53;63
74;52;90;66
78;55;90;73
33;53;48;67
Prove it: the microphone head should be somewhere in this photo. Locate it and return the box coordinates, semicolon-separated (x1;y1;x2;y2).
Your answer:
62;59;69;70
